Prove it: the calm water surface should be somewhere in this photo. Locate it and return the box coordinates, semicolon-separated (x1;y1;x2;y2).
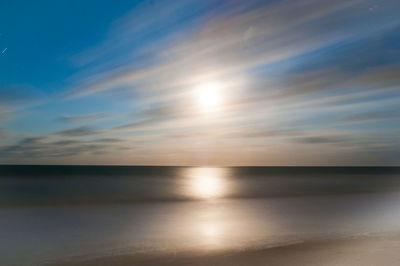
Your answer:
0;166;399;265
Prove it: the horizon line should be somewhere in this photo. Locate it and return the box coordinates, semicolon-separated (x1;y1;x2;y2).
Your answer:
1;164;399;168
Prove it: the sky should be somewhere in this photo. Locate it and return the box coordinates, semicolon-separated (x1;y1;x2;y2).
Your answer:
0;0;400;166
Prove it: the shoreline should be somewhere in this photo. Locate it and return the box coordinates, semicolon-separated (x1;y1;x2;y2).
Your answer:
48;233;400;266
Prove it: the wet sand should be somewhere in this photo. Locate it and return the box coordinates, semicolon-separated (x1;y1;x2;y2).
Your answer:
51;234;400;266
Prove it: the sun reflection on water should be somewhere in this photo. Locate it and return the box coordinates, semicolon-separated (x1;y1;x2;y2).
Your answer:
180;167;231;247
202;223;218;237
199;221;223;246
185;167;228;199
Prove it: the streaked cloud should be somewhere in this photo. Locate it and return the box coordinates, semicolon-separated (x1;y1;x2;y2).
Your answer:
1;0;400;165
54;126;104;137
57;113;107;124
0;135;132;160
0;85;47;121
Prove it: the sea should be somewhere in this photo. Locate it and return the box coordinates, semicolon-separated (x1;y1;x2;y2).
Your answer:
0;166;400;265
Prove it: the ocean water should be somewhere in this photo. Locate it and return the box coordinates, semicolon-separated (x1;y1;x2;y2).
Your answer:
0;166;400;265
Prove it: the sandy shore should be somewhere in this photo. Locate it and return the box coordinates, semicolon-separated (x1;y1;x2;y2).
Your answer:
49;234;400;266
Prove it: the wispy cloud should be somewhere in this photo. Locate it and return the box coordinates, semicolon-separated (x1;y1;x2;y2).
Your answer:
0;135;131;159
0;128;10;138
0;85;47;121
53;126;104;137
57;113;107;124
1;0;400;165
342;108;400;123
66;0;399;98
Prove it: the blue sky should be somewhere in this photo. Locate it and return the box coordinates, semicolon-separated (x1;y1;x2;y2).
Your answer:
1;0;400;165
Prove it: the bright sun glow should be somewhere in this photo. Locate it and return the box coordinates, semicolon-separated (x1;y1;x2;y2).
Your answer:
202;223;219;237
187;167;225;199
200;222;222;246
196;82;222;111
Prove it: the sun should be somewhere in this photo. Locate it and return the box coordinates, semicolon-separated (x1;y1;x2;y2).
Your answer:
196;82;222;111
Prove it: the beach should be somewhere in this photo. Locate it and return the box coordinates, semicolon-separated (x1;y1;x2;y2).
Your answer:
55;234;400;266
